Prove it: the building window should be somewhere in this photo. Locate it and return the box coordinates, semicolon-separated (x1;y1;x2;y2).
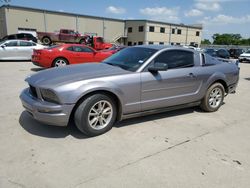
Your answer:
138;26;144;32
171;42;174;45
177;29;182;35
172;28;175;34
159;42;164;45
148;41;154;45
128;27;132;33
160;27;165;33
196;31;200;36
138;41;143;45
149;26;155;32
176;43;181;45
128;41;132;46
133;42;137;45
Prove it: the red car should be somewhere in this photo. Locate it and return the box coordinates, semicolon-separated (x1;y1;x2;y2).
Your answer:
32;44;113;68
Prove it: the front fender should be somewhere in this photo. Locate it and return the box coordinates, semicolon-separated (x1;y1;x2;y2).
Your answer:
57;80;125;107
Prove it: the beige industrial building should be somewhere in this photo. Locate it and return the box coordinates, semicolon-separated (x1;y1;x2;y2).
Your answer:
0;5;202;46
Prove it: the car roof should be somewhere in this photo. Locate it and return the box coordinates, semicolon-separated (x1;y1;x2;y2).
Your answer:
2;39;35;43
131;45;198;53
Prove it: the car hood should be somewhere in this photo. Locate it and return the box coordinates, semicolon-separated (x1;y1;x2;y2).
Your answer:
26;63;130;87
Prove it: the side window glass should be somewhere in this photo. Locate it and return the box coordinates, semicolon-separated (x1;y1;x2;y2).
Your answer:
82;47;94;53
72;46;94;53
5;41;18;47
154;50;194;69
73;46;83;52
17;34;24;39
66;46;74;51
8;35;16;40
20;41;32;46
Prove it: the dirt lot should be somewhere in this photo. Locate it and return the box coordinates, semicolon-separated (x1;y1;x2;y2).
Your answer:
0;61;250;188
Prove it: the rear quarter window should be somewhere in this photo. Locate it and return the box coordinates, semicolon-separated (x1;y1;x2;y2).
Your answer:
203;54;219;66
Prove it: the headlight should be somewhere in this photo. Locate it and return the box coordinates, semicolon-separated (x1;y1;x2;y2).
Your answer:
40;89;60;104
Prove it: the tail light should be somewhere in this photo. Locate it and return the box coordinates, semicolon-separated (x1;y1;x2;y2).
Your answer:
33;49;42;55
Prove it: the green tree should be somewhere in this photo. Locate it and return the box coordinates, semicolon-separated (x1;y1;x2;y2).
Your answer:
201;39;211;45
212;33;242;45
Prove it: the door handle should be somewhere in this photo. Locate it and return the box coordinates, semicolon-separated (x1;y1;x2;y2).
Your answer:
188;73;197;78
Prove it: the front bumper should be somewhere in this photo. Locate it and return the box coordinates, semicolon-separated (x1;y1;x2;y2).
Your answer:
228;83;238;94
20;88;74;126
239;56;250;61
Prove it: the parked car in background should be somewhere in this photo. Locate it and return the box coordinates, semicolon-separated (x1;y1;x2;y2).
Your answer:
20;45;239;136
216;49;230;59
37;29;112;50
0;40;44;60
203;48;217;57
32;44;113;68
37;29;86;45
1;33;37;43
204;48;230;59
229;48;244;59
238;49;250;62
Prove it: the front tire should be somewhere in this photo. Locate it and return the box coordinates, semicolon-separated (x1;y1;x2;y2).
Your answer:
74;94;117;136
200;83;225;112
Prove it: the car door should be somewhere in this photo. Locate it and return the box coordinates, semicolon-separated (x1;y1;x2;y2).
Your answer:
0;41;19;60
19;41;34;60
59;30;75;42
140;49;203;111
72;46;95;64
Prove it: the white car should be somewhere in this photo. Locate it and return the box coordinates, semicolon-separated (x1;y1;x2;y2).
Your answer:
0;40;45;60
239;49;250;62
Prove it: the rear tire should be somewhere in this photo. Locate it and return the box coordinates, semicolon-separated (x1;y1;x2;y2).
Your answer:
52;58;69;67
42;37;52;45
200;83;225;112
74;94;117;136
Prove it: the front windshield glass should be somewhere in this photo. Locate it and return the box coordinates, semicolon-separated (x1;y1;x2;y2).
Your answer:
103;47;157;72
0;41;6;45
47;45;62;49
246;50;250;53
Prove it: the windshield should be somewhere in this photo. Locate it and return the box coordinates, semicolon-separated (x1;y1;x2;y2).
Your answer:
103;47;157;72
246;50;250;53
47;45;62;49
0;41;6;45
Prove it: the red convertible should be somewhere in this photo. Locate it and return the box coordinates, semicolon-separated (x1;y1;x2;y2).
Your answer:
32;44;113;68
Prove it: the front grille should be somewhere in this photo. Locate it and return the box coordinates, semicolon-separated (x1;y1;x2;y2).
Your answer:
29;85;37;98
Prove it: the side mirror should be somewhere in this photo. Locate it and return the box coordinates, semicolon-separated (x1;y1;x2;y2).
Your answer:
148;62;168;72
1;45;6;48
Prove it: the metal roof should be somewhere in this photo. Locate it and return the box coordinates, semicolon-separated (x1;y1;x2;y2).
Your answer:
125;20;202;29
0;5;202;29
0;5;124;22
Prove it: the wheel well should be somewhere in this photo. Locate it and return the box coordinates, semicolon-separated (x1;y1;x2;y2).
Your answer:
212;79;228;93
69;90;122;124
42;36;51;40
79;38;85;42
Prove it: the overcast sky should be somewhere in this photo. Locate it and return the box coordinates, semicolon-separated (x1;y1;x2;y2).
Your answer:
1;0;250;40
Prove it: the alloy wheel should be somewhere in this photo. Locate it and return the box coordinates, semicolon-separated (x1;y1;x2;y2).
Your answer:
208;87;223;108
88;100;113;130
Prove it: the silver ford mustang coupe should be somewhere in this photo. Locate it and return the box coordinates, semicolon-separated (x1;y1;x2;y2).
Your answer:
20;45;239;136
